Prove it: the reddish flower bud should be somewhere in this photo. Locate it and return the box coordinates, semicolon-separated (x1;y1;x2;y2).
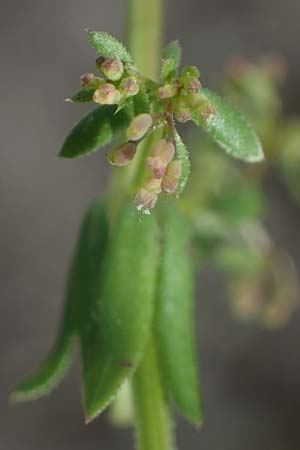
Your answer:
161;160;182;194
133;188;158;211
99;58;124;81
93;83;121;105
80;73;102;89
106;142;136;166
127;113;153;141
119;77;139;97
146;139;175;179
144;176;162;194
183;76;201;93
174;100;192;123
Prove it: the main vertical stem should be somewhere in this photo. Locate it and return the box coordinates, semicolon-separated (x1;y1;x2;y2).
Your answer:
127;0;163;79
125;1;174;450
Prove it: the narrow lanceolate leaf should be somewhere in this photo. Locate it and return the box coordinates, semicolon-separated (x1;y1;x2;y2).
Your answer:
174;130;191;194
67;89;94;103
196;88;264;162
81;199;158;422
160;41;182;80
11;199;108;402
155;202;202;425
89;31;132;62
59;105;132;158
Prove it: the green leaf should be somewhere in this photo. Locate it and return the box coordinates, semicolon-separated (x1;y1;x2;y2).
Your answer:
133;89;150;115
174;130;191;194
155;202;202;426
59;105;132;158
11;199;108;401
195;88;264;162
81;199;159;422
10;334;74;402
67;89;94;103
160;41;181;80
89;31;132;62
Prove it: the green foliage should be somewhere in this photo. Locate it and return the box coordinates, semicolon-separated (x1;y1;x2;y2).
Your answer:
60;105;132;158
174;130;191;194
89;31;132;62
82;199;159;421
197;88;264;162
12;199;108;401
160;40;181;80
276;120;300;202
67;89;94;103
155;202;202;425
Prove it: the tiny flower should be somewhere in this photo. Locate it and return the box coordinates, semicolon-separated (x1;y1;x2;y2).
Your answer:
119;77;139;97
183;76;201;93
134;188;158;210
174;100;192;123
162;160;182;194
127;113;153;141
99;58;124;81
93;83;121;105
106;142;137;166
80;73;102;89
157;84;176;99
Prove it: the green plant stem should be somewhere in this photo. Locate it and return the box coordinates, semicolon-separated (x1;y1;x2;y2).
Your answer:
122;1;174;450
133;336;174;450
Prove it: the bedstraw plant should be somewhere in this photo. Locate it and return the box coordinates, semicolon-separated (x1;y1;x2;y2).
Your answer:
11;1;276;449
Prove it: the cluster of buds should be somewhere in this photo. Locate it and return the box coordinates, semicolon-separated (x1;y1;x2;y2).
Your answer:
156;65;214;125
80;56;214;212
80;56;140;106
106;110;182;212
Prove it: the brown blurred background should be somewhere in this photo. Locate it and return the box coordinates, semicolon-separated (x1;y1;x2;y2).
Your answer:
1;0;300;449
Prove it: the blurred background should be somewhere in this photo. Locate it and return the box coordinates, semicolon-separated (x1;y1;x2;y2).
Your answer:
1;0;300;449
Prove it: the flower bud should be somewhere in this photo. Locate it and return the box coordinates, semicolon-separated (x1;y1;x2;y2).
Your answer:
134;188;158;211
127;113;153;141
93;83;121;105
146;140;175;179
183;75;201;93
119;77;139;97
144;176;162;194
157;84;176;99
106;142;136;166
174;101;192;123
161;160;182;194
99;58;124;81
196;103;215;122
80;73;102;90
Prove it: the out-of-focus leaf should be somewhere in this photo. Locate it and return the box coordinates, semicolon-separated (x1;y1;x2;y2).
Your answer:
160;41;181;80
276;120;300;202
195;88;264;162
11;199;108;401
174;130;190;194
82;199;158;422
89;31;132;62
155;202;202;426
214;245;265;275
59;105;132;158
